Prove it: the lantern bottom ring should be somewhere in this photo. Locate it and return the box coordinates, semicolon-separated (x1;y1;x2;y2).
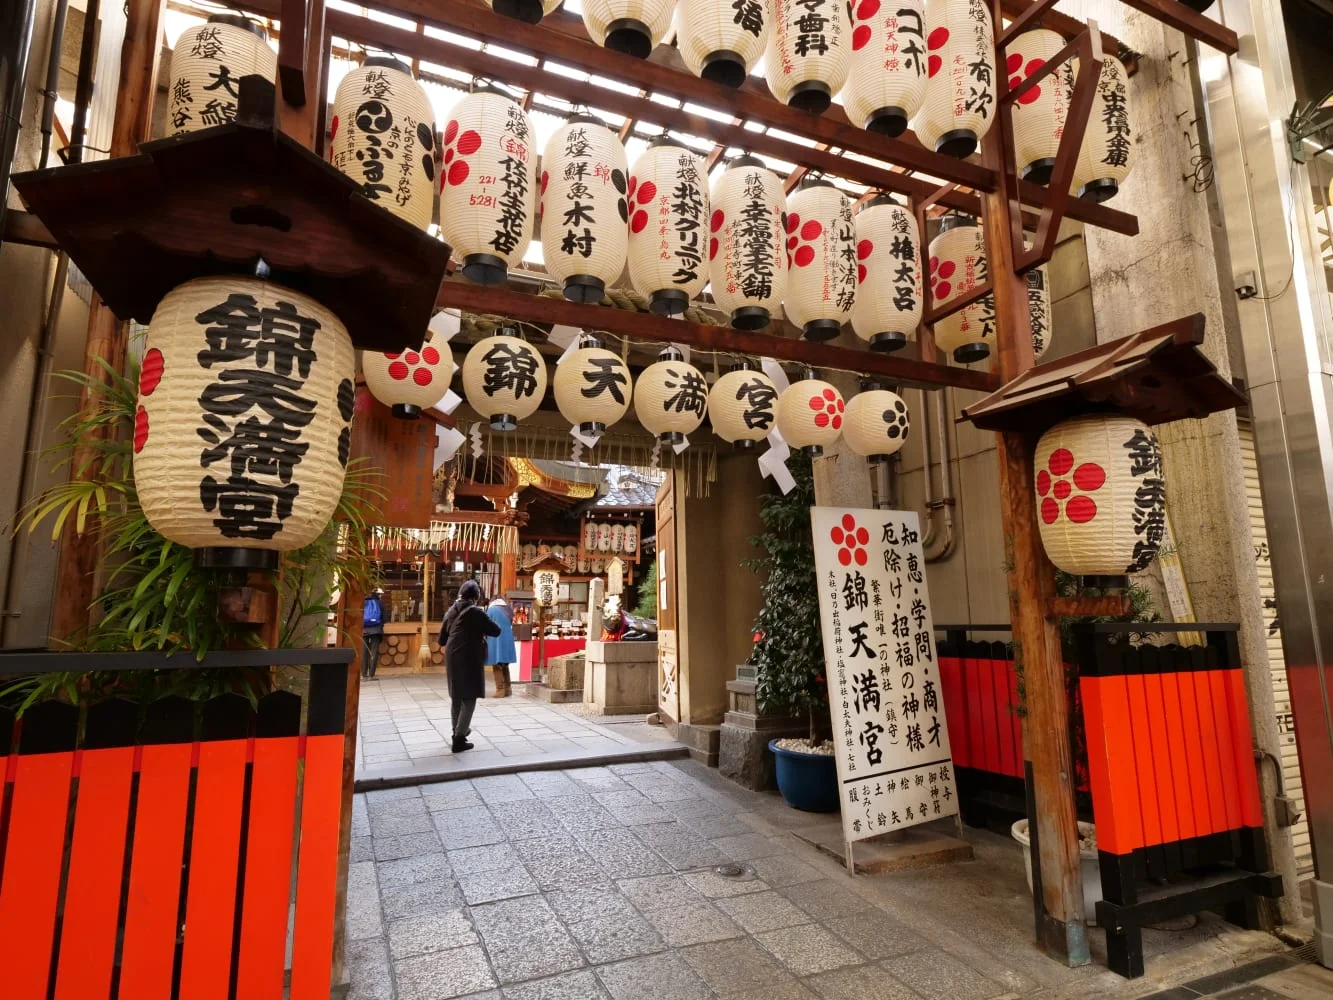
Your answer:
935;129;978;160
492;0;545;24
461;253;510;286
1078;178;1119;204
575;421;606;437
648;288;689;315
658;431;686;446
490;413;519;431
802;319;842;342
1020;157;1057;187
563;275;606;303
865;107;909;138
731;439;757;452
604;18;653;59
1079;574;1130;593
800;444;824;458
195;546;280;572
865;453;893;465
392;403;423;420
701;51;747;89
730;306;771;331
869;331;908;353
952;342;990;364
787;81;832;115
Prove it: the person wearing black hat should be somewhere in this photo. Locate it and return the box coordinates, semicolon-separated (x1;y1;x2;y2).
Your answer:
439;579;500;752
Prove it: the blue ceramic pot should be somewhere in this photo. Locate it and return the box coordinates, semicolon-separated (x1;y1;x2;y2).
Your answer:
769;738;839;812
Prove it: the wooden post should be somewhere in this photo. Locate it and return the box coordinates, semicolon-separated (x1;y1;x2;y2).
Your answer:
417;552;431;672
499;551;518;596
277;0;328;149
332;580;363;988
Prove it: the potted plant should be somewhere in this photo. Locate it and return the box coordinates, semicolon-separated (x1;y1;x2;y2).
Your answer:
745;455;838;812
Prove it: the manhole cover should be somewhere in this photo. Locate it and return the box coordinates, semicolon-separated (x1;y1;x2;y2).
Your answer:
713;863;754;879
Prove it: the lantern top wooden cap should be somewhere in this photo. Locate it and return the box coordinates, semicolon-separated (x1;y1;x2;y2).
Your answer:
960;313;1247;432
206;12;268;39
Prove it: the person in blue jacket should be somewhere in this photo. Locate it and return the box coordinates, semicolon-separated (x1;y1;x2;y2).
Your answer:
485;596;518;697
362;587;385;678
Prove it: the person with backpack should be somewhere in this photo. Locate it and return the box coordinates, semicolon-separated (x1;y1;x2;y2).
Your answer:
362;587;385;678
439;580;500;751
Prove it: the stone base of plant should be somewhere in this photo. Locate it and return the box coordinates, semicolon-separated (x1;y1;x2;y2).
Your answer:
774;737;835;755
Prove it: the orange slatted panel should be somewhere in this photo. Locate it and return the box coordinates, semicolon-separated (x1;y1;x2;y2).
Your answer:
1080;675;1141;856
235;736;301;998
53;747;136;1000
119;743;194;999
1224;670;1264;828
179;739;250;1000
1143;673;1180;847
993;661;1017;779
1159;673;1197;844
938;657;968;769
1207;670;1243;833
1125;675;1163;849
976;658;999;773
965;653;986;771
289;735;346;999
0;752;75;999
1191;669;1229;836
1175;670;1215;839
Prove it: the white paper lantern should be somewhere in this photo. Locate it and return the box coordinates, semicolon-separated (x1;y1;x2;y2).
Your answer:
534;568;561;605
439;88;536;285
582;520;597;551
462;331;548;430
1036;415;1165;580
554;343;633;434
709;156;788;330
844;0;928;136
623;522;638;553
595;522;613;551
628;138;710;315
767;0;851;113
708;364;778;449
1027;261;1052;361
842;388;911;462
850;195;922;353
582;0;677;57
610;524;626;553
1071;55;1135;203
134;276;355;569
928;216;994;363
634;348;709;444
675;0;771;87
167;15;276;136
1008;29;1073;185
484;0;564;24
784;180;856;342
330;57;437;232
776;375;844;456
363;330;454;418
913;0;998;158
540;116;630;303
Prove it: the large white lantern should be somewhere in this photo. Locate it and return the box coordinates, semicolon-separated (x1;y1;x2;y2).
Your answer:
485;0;564;24
330;57;436;232
851;195;922;353
534;568;561;605
842;387;910;463
914;0;998;158
844;0;928;135
1009;29;1073;185
581;0;677;58
627;137;709;315
784;179;856;342
767;0;851;113
928;216;994;363
708;363;778;450
1071;55;1135;203
675;0;771;87
540;115;630;303
1035;415;1165;582
709;156;788;330
439;87;536;285
167;15;276;136
1028;261;1052;361
363;330;454;419
134;276;356;570
775;375;844;457
553;340;633;435
461;330;548;430
634;348;709;444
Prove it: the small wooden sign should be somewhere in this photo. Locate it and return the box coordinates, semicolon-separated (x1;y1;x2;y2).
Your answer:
349;387;436;528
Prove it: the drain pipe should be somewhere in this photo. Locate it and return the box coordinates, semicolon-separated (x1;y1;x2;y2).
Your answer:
922;387;956;563
38;0;70;168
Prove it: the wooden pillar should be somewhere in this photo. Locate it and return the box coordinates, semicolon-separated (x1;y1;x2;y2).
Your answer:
499;551;518;596
277;0;327;149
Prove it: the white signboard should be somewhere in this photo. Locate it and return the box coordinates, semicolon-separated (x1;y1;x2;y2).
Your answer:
810;507;958;842
534;570;560;607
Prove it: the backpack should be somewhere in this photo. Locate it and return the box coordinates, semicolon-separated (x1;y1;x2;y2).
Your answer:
364;596;383;628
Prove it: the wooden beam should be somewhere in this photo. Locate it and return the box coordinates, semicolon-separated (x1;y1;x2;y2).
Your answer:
1108;0;1237;54
998;0;1062;49
278;0;310;106
2;209;56;249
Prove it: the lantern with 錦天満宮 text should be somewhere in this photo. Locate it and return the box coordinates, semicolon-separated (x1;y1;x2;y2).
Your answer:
775;373;844;457
363;329;453;419
708;362;778;450
167;14;276;136
850;195;922;353
634;347;709;445
462;329;548;430
709;156;788;330
784;179;857;342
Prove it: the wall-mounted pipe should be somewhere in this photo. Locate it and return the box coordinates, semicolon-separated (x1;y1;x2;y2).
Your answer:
921;387;956;563
39;0;71;168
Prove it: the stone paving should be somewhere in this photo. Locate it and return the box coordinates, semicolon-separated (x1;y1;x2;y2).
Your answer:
346;758;1313;1000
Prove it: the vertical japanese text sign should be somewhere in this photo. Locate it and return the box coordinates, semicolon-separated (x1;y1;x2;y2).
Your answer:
811;508;957;842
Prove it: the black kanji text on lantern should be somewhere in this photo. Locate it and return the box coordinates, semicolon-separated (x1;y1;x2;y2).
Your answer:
580;356;628;404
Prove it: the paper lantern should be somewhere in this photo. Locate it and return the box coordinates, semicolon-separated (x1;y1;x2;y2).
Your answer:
540;115;630;303
627;138;710;314
708;363;778;450
784;180;856;342
330;57;436;231
167;15;276;136
914;0;998;158
595;522;612;551
610;524;626;552
439;88;536;285
134;276;355;569
1028;261;1052;361
709;156;788;330
582;520;597;551
484;0;564;24
675;0;771;87
581;0;677;58
928;216;994;363
554;343;633;434
850;195;922;353
363;330;453;419
623;522;638;553
534;568;561;605
461;331;548;430
1036;415;1165;580
1008;29;1073;185
767;0;851;113
634;348;709;444
844;0;928;135
1071;55;1135;203
842;388;910;462
776;375;844;457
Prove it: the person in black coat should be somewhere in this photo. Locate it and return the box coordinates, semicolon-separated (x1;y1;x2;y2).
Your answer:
439;580;500;752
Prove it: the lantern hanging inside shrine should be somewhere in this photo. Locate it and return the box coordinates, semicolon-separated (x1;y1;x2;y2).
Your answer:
1028;260;1052;361
554;337;634;435
533;567;561;606
842;385;911;463
581;0;677;58
784;179;857;342
1035;414;1165;584
843;0;928;136
484;0;564;25
709;155;788;330
850;194;922;353
363;329;454;419
776;373;844;457
461;328;548;430
134;276;356;570
914;0;998;158
1071;55;1135;203
540;115;630;303
167;15;276;136
627;137;710;315
439;87;536;285
766;0;852;113
634;347;709;445
674;0;771;87
708;361;778;450
330;56;437;232
928;215;994;363
1009;29;1072;185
